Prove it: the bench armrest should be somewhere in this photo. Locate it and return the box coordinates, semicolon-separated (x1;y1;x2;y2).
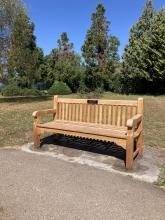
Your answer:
127;114;142;128
32;109;56;118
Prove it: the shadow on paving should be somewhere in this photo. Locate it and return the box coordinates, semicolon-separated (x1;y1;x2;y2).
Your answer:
40;135;126;162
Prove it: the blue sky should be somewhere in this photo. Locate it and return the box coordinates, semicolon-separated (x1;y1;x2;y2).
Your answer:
24;0;164;57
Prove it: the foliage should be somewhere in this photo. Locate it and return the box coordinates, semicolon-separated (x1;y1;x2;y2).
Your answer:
48;81;72;95
82;4;120;91
45;32;83;92
0;0;26;80
20;88;41;96
0;0;43;87
140;8;165;94
2;84;40;96
7;11;44;87
2;84;21;96
122;0;165;94
0;1;165;95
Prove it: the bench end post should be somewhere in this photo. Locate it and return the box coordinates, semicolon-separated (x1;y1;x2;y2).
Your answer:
33;119;41;148
126;127;134;169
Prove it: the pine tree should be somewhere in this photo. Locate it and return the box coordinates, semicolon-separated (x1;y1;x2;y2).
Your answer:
140;8;165;93
122;0;165;94
122;0;154;93
82;4;120;91
57;32;73;58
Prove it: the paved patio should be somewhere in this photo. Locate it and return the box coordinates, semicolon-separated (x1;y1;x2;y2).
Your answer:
0;137;165;219
23;135;165;183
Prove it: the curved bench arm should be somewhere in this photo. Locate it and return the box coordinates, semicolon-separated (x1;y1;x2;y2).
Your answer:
32;109;56;118
32;109;56;124
127;114;142;128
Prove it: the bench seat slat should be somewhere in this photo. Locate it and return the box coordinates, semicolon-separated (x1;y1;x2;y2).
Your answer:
38;120;127;139
55;120;127;130
33;96;144;169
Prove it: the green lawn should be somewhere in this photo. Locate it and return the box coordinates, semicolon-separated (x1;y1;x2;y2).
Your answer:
0;92;165;148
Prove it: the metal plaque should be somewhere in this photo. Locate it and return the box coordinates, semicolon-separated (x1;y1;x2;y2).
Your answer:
87;99;98;104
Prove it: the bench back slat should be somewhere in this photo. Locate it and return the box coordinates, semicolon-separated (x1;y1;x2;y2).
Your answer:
55;96;142;127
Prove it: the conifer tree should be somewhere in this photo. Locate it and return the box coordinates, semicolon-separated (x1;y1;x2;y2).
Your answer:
82;4;120;91
57;32;73;56
140;8;165;93
122;0;154;93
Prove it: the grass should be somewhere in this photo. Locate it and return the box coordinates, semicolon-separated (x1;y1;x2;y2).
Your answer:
0;92;165;149
155;165;165;188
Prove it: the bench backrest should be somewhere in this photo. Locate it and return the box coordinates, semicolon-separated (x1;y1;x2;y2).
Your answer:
54;96;144;127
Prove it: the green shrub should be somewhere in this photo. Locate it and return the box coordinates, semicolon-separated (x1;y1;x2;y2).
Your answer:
2;84;41;96
48;81;72;95
20;88;41;96
2;84;21;96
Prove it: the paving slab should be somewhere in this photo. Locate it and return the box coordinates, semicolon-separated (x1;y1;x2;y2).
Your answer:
0;147;165;220
1;136;165;220
22;135;165;183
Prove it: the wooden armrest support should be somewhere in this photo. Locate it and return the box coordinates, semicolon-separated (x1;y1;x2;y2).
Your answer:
32;109;56;118
127;114;142;128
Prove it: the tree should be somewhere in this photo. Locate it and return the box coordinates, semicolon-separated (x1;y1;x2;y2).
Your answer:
104;36;120;91
82;4;120;91
7;10;44;87
140;8;165;94
47;32;83;92
0;0;25;80
57;32;73;58
0;0;43;87
122;0;155;93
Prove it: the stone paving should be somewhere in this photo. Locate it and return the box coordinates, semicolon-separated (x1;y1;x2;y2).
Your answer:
22;135;165;183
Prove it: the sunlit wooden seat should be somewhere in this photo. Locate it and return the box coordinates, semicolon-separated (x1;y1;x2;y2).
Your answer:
33;96;144;169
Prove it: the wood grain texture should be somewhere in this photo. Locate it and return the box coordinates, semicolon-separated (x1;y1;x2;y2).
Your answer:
112;106;116;126
121;106;126;126
33;96;144;169
79;104;83;122
117;106;121;127
99;105;103;124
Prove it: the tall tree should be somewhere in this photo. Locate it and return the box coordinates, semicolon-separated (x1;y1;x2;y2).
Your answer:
140;8;165;93
47;32;83;92
57;32;73;57
122;0;155;93
7;10;43;87
82;4;120;91
0;0;25;80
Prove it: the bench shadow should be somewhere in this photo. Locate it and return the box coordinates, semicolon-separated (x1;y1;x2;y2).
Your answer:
40;135;126;161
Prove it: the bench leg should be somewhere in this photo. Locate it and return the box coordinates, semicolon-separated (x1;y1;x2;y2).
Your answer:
137;131;142;158
33;124;41;148
126;128;134;170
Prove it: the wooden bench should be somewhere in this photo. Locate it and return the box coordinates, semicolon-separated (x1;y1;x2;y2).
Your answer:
32;96;144;169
